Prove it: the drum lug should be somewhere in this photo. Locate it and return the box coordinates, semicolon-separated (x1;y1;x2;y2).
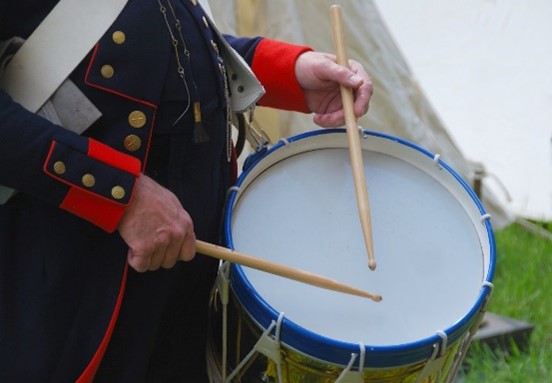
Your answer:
216;262;231;306
415;331;448;383
445;281;495;383
335;343;366;383
214;262;232;380
225;312;285;383
336;370;363;383
252;329;282;365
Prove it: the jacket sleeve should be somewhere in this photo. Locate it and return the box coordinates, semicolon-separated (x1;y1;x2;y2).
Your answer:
224;35;312;113
0;90;141;232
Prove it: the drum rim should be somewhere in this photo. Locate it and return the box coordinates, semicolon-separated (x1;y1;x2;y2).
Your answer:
223;128;496;368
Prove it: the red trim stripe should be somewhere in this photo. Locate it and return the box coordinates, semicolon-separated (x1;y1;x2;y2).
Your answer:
84;44;157;109
88;140;141;176
76;263;128;383
84;44;156;171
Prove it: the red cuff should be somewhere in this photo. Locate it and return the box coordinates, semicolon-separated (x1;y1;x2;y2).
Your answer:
252;38;312;113
62;140;140;232
45;139;141;233
60;186;135;233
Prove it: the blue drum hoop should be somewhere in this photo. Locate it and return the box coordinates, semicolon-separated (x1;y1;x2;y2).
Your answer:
223;128;495;369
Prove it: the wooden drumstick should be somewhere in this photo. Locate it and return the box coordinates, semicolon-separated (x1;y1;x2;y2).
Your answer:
330;5;377;271
197;240;382;302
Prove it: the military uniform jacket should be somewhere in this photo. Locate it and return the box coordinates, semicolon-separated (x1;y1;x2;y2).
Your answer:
0;0;311;381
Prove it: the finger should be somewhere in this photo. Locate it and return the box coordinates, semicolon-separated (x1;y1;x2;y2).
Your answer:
127;248;150;273
353;79;373;117
179;231;197;262
161;238;184;269
341;62;372;118
148;245;169;271
313;110;345;128
324;61;371;118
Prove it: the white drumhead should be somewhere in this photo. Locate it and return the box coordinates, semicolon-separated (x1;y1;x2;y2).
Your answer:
229;131;491;346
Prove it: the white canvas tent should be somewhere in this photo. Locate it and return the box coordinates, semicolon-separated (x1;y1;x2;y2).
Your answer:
210;0;525;228
373;0;552;223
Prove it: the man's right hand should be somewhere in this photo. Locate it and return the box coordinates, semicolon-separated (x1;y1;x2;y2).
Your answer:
117;174;196;272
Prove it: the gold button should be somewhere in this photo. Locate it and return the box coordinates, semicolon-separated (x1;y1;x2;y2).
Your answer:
111;186;126;200
101;64;114;79
202;16;209;28
112;31;126;45
82;173;96;188
124;134;142;152
128;110;147;128
53;161;66;175
190;0;197;5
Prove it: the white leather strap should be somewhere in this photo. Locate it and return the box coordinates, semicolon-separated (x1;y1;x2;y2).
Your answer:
198;0;214;20
199;0;265;112
0;0;128;113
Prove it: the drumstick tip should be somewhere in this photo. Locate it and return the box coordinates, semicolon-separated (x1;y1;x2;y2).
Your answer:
359;290;382;302
368;260;377;271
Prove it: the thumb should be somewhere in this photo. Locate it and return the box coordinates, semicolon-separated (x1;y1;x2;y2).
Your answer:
329;60;364;88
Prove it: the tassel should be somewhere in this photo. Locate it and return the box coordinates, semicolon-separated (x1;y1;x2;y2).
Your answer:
192;101;210;143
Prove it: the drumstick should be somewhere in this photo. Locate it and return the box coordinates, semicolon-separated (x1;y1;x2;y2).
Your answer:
196;240;382;302
330;5;377;271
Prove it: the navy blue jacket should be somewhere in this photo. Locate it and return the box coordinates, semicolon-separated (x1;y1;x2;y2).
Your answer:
0;0;266;381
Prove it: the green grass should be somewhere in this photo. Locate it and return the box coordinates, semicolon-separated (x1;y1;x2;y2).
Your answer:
461;222;552;383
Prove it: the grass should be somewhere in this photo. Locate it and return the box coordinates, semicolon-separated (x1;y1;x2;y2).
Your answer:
460;222;552;382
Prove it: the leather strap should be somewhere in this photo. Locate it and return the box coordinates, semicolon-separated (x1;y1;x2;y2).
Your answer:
0;0;128;113
0;0;127;204
198;0;265;112
198;0;214;20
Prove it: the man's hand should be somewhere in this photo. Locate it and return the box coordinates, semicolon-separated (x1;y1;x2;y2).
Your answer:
295;51;373;127
118;175;196;272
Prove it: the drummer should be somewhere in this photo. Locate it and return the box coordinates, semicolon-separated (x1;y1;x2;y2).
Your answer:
0;0;373;381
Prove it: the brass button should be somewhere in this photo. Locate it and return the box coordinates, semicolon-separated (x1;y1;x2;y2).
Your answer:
124;134;142;152
112;31;126;45
101;64;114;79
128;110;147;128
111;186;126;200
202;16;209;28
190;0;197;5
53;161;66;175
82;173;96;188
